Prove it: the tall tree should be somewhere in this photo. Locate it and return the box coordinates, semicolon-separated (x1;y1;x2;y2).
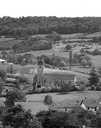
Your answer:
88;67;99;88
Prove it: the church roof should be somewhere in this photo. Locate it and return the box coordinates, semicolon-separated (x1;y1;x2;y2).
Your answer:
44;72;75;81
34;67;89;81
43;68;75;81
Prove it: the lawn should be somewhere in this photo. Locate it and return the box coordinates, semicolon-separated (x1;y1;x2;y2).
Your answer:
89;55;101;67
15;91;101;114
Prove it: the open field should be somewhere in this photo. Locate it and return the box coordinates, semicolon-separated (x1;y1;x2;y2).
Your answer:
89;55;101;67
1;91;100;114
13;91;101;114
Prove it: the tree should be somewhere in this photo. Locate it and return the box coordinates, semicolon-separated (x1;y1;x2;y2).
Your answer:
43;95;53;105
0;69;6;81
5;89;26;107
36;108;96;128
88;67;99;89
65;44;72;51
2;105;42;128
1;50;8;60
80;48;85;56
46;31;61;42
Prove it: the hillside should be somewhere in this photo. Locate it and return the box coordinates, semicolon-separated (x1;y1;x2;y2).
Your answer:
0;17;101;37
0;38;22;50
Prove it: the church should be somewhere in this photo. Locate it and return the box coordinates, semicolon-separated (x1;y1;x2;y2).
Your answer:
33;58;77;90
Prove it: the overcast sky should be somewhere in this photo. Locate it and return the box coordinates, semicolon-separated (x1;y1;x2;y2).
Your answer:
0;0;101;17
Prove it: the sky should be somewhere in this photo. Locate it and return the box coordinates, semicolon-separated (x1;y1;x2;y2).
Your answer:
0;0;101;17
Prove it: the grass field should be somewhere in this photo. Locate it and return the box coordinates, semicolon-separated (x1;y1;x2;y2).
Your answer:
15;91;101;114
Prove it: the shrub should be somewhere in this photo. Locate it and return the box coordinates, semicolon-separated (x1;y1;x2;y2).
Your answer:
88;67;99;88
43;95;53;105
36;109;94;128
65;44;72;51
5;89;26;107
61;81;74;92
0;69;6;81
36;111;70;128
18;76;29;84
12;38;52;53
2;105;42;128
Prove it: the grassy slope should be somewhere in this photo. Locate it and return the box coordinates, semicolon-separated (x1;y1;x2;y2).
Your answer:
16;91;101;114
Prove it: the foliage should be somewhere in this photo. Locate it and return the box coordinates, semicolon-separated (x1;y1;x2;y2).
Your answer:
2;105;42;128
43;95;53;105
0;17;101;37
73;53;92;67
46;31;61;41
40;54;67;67
93;36;101;42
88;67;99;88
5;89;26;107
0;50;8;59
65;44;72;51
12;37;52;53
36;111;70;128
0;69;6;81
61;81;75;92
36;108;97;128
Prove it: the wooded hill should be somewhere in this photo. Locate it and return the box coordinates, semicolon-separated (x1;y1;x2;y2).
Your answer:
0;17;101;37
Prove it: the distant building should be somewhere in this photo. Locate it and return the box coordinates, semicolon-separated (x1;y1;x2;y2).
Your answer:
0;59;7;64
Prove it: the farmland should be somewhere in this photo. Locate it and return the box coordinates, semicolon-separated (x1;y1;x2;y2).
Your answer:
0;91;100;114
14;91;101;114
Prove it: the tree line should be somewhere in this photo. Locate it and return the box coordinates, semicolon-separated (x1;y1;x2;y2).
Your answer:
0;16;101;37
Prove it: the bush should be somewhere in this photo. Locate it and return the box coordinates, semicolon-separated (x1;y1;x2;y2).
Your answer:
36;109;94;128
36;111;70;128
65;44;72;51
12;38;52;53
0;69;6;81
40;54;67;67
43;95;53;105
88;67;99;88
61;81;75;92
18;76;29;84
5;89;26;107
2;104;42;128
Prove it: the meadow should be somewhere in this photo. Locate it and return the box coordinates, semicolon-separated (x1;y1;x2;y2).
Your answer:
15;91;101;114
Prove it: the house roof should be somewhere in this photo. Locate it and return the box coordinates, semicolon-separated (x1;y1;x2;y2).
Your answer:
44;73;75;81
35;67;89;81
44;68;76;81
0;59;6;62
